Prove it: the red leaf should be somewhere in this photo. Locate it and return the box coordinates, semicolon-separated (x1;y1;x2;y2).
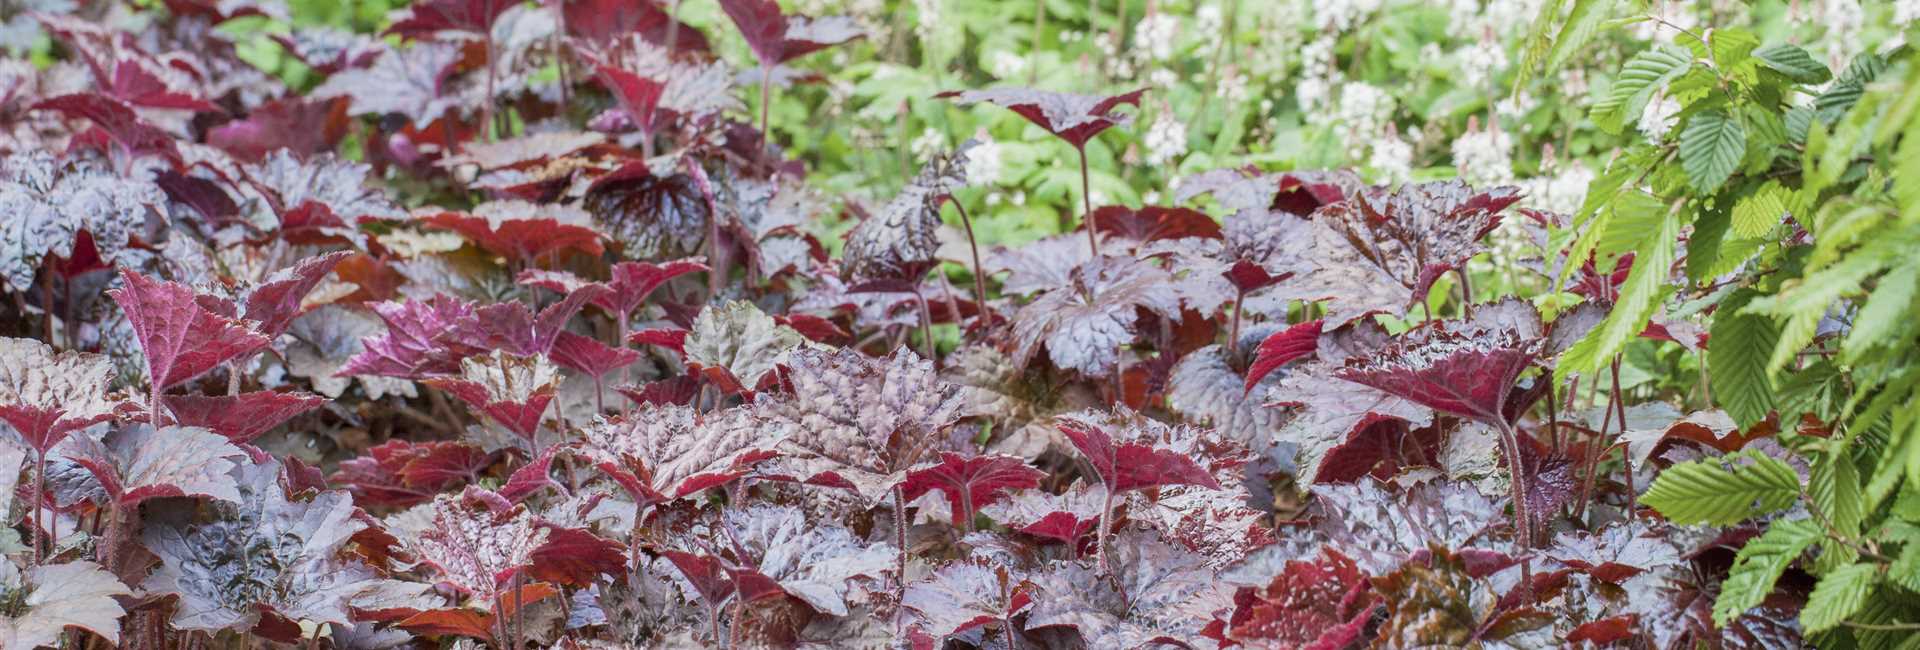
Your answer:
469;285;609;356
563;0;711;53
1227;548;1379;649
598;259;709;317
628;328;689;354
1056;417;1220;494
594;65;665;135
938;87;1145;149
339;295;483;379
527;525;627;587
385;0;518;37
1244;320;1323;394
109;270;271;391
242;252;352;339
613;376;700;407
208;97;350;163
900;452;1045;527
1090;205;1222;244
1333;307;1542;426
1567;616;1637;644
549;331;640;380
394;583;557;642
419;204;607;263
661;550;736;604
32;94;180;161
162;391;325;443
498;445;563;503
716;0;863;67
333;439;494;507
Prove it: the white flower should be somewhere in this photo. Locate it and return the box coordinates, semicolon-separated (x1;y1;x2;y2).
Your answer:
1899;0;1920;24
1197;4;1224;35
1133;13;1181;62
1451;124;1513;187
910;128;945;160
1333;81;1395;157
1144;113;1189;166
1496;92;1537;121
1149;68;1179;90
1297;76;1332;113
914;0;942;39
1637;94;1681;143
1630;1;1698;42
1315;0;1383;31
1217;68;1249;103
1817;0;1865;66
1523;161;1596;215
1456;38;1509;89
1368;126;1414;184
964;137;1003;186
989;51;1028;80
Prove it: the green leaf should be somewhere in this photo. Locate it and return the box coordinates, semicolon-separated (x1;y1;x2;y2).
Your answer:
1593;46;1694;134
1801;562;1881;633
1730;182;1788;238
1681;111;1747;193
1845;263;1920;362
1810;450;1863;571
1545;0;1615;73
1557;200;1678;379
1710;289;1779;429
1714;518;1821;626
1753;43;1833;84
1641;450;1802;525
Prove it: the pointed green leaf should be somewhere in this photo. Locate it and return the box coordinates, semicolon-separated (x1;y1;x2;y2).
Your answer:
1754;43;1831;84
1710;290;1778;429
1681;111;1747;193
1714;518;1821;626
1641;450;1802;525
1801;562;1881;633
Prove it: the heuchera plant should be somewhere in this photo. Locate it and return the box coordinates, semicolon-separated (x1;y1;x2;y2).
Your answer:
0;1;1872;648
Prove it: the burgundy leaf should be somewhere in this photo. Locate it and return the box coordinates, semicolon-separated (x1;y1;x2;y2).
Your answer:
764;347;971;504
980;483;1107;545
1225;548;1379;649
109;270;271;390
425;352;558;441
162;391;325;443
339;295;484;379
594;65;666;135
419;202;608;264
403;493;549;602
1010;255;1180;376
900;452;1045;528
564;0;711;53
60;424;247;507
715;0;864;67
549;331;640;380
596;259;709;317
627;328;689;353
1025;529;1232;648
242;251;352;339
613;376;700;408
576;402;787;505
468;284;609;356
1332;300;1544;426
1055;414;1221;494
0;338;118;452
498;445;563;503
1091;205;1222;245
32;93;179;160
332;439;494;507
939;87;1145;149
385;0;519;38
207;97;350;162
1243;319;1323;394
527;524;627;587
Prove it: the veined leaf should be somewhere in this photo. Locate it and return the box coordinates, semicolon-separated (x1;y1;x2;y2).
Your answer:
1557;201;1679;379
1545;0;1615;73
1754;43;1833;84
1592;46;1693;134
1843;262;1920;362
1709;290;1778;429
1730;182;1789;239
1800;562;1880;633
1641;450;1801;525
1680;111;1747;194
1714;518;1820;627
1810;450;1863;572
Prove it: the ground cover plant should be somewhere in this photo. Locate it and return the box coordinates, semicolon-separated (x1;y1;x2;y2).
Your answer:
0;0;1917;648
